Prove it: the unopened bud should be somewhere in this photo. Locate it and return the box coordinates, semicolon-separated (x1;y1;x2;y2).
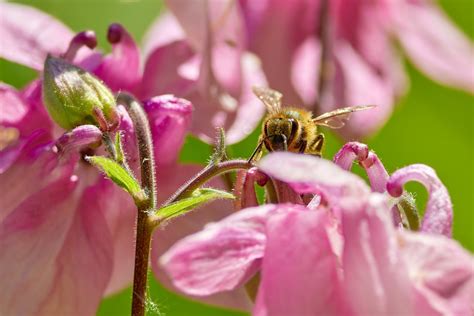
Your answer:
42;55;118;130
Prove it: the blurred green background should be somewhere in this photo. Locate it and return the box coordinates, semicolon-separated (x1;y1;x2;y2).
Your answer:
1;0;472;315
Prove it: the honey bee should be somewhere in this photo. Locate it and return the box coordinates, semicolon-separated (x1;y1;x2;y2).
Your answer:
249;86;375;161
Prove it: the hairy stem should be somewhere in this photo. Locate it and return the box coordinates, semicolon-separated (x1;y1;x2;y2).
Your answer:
165;160;252;205
117;93;157;316
131;211;154;316
118;93;157;208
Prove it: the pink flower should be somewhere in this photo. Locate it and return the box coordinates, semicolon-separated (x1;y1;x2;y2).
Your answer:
0;3;244;313
239;0;474;139
140;0;267;144
161;152;473;315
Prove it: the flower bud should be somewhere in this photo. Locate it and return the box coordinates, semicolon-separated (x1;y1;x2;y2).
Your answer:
42;55;118;130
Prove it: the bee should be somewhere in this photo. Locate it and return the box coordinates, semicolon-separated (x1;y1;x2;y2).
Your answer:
249;86;375;161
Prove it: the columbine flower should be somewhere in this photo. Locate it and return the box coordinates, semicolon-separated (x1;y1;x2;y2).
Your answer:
161;151;473;315
239;0;474;139
140;0;267;144
0;3;245;313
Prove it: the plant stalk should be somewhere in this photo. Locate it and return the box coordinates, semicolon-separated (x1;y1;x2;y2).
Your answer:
117;93;157;316
165;159;252;205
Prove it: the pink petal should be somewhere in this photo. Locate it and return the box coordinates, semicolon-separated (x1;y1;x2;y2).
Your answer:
94;24;141;93
254;208;347;315
115;105;139;171
290;36;320;106
160;204;277;296
389;0;474;93
0;138;60;219
333;142;389;193
0;168;78;315
54;125;102;155
36;182;114;315
258;152;370;205
152;164;252;310
271;179;305;205
20;80;55;136
166;0;244;53
387;164;453;237
332;0;408;97
331;42;395;139
224;53;267;144
142;12;186;59
240;0;317;105
333;141;369;171
164;0;208;52
341;195;415;315
143;95;193;166
0;130;51;175
399;231;474;315
0;3;73;70
99;180;136;295
0;83;29;127
140;40;195;99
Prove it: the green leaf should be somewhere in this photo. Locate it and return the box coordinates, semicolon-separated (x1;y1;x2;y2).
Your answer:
158;188;234;221
86;156;145;202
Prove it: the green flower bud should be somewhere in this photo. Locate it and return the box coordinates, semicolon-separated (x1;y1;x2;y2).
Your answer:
42;55;118;130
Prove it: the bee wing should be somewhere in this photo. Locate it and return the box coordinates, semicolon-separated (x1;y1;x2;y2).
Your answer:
313;105;376;129
252;86;283;114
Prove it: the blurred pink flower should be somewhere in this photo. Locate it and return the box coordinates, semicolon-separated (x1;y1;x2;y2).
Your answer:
139;0;268;144
239;0;474;139
161;153;473;315
0;3;247;313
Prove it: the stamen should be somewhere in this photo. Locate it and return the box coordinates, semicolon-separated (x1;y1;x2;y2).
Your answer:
62;31;97;62
387;164;452;237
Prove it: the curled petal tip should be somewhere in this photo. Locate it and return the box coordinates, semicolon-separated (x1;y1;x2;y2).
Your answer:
333;142;369;171
107;23;124;44
387;164;453;236
386;181;404;198
334;143;388;193
76;30;97;49
63;30;97;61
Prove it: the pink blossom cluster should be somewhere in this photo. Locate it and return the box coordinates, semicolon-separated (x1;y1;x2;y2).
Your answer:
0;0;473;315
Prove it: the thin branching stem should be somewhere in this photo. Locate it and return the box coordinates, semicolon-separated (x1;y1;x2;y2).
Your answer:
165;159;252;205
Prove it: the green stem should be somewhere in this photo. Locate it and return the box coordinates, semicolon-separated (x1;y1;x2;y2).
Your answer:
118;93;157;208
165;160;252;205
117;93;157;316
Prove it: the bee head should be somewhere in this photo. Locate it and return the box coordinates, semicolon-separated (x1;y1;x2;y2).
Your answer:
264;117;298;151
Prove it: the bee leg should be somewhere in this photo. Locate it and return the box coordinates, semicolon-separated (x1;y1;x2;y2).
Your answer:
298;140;307;153
248;136;264;162
309;133;324;157
283;134;288;151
